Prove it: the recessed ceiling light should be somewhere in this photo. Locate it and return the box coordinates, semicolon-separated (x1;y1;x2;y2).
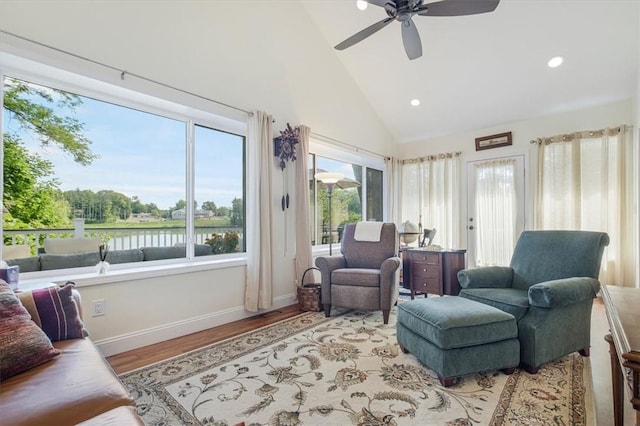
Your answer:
548;56;563;68
410;99;420;106
356;0;368;11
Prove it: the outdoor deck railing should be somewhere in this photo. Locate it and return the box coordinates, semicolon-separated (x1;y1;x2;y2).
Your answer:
3;226;244;255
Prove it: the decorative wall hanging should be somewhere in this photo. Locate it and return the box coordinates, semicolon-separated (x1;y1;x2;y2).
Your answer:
275;123;301;213
274;123;300;170
475;131;512;151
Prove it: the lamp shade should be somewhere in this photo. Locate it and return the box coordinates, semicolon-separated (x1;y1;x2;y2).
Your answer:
315;172;344;184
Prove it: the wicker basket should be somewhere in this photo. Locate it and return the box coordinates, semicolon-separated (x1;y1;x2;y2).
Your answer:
297;267;322;312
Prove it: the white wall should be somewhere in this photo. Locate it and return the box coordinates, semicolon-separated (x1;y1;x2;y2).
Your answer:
398;99;634;253
634;4;640;288
0;1;395;355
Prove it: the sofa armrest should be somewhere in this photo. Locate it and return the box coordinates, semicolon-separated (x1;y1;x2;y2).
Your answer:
528;277;600;308
457;266;514;289
315;255;346;284
380;256;401;277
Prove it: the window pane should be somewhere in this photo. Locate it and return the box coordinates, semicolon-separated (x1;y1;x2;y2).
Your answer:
366;167;383;221
194;125;245;254
315;157;362;245
309;153;317;245
2;76;186;267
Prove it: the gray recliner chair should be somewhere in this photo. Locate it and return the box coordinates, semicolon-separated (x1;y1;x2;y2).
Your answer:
315;222;400;324
457;230;609;373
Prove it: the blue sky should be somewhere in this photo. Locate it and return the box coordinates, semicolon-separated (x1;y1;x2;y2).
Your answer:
3;77;364;212
4;81;244;210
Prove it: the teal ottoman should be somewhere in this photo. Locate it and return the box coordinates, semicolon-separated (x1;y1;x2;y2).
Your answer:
397;296;519;387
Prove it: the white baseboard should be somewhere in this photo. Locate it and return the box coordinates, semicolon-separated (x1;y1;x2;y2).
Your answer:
95;293;297;357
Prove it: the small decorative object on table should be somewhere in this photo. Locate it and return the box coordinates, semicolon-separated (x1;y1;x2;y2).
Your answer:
297;267;322;312
0;260;19;291
96;244;110;275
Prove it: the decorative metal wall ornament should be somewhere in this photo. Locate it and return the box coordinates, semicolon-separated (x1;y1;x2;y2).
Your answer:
274;123;301;241
275;123;300;170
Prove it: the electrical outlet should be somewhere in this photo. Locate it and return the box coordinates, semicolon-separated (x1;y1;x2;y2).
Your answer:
93;299;105;317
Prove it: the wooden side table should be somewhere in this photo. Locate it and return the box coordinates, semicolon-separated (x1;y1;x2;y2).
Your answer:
402;248;466;299
602;285;640;426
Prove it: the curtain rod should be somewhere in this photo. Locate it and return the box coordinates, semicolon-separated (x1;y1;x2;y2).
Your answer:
401;151;461;164
1;30;252;117
310;131;389;160
529;125;630;144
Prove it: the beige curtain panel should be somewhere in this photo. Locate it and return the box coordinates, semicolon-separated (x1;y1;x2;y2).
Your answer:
245;111;274;312
534;125;636;287
294;125;313;286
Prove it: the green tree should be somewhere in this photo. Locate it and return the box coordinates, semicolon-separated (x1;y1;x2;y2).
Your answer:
3;77;97;228
63;189;132;223
3;134;70;228
217;206;230;217
131;196;160;217
97;190;131;221
131;196;144;214
201;201;217;215
230;198;243;226
145;203;160;218
3;78;97;165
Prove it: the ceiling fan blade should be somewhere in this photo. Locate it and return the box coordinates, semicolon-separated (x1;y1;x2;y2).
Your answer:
335;17;394;50
417;0;500;16
367;0;391;7
401;18;422;60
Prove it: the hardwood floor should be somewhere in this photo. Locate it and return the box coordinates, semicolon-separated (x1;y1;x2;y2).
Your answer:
108;299;635;425
107;305;302;374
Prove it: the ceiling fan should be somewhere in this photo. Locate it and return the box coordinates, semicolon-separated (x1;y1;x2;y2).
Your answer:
335;0;500;60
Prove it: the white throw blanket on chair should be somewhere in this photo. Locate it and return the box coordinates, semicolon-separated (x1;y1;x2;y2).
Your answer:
354;221;384;242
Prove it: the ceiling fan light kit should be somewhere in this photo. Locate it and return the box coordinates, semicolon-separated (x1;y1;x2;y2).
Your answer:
337;0;500;60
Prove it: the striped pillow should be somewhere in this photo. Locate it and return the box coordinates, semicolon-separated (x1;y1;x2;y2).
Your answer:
18;282;86;341
0;280;60;380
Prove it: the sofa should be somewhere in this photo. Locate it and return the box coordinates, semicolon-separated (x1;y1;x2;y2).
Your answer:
457;230;609;373
6;244;213;273
0;280;144;425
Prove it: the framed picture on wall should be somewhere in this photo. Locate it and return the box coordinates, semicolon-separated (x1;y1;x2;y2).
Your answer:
475;132;512;151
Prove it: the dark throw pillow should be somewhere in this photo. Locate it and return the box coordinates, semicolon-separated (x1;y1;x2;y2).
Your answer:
0;280;60;380
17;282;87;341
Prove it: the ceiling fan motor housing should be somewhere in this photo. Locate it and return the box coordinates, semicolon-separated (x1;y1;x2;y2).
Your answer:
337;0;500;60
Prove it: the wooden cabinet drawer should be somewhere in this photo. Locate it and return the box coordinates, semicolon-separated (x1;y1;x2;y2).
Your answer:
409;252;441;265
412;277;441;294
411;261;440;278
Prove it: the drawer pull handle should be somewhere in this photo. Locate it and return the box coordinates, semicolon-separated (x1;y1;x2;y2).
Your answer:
423;268;427;272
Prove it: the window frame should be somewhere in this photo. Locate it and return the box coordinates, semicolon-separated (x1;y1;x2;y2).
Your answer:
309;139;386;253
1;52;248;284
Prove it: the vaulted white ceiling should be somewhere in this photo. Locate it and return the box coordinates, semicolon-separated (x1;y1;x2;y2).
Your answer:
302;0;639;144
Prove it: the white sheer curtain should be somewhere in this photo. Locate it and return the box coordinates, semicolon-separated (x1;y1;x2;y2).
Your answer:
535;125;636;286
474;159;517;266
294;125;313;285
385;156;401;224
245;111;274;311
400;153;461;248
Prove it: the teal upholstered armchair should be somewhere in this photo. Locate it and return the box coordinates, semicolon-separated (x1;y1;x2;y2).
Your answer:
457;230;609;373
315;222;400;324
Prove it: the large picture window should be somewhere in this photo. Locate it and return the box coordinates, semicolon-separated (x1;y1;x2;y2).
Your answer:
2;69;245;275
308;149;384;247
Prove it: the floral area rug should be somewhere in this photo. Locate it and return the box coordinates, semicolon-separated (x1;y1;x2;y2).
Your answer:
119;309;593;426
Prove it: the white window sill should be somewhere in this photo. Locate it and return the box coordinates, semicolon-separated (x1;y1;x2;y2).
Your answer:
312;245;340;257
17;254;247;289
